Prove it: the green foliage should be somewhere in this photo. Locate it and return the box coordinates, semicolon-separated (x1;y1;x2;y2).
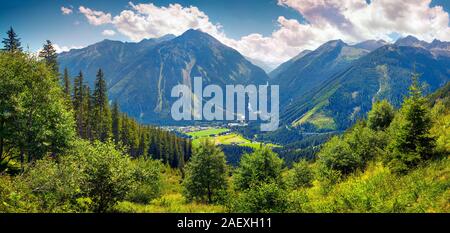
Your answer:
2;27;22;53
126;157;163;204
344;122;387;165
317;121;388;182
115;193;225;213
0;175;38;212
317;136;360;179
232;182;287;213
288;158;450;213
183;139;228;204
38;40;58;73
79;141;134;213
0;52;75;166
287;159;314;189
385;73;435;173
430;100;450;154
233;146;284;191
62;68;71;102
91;69;112;141
367;100;395;131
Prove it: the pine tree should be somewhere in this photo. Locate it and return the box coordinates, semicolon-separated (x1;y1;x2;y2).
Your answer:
2;27;22;52
38;40;58;73
92;69;112;141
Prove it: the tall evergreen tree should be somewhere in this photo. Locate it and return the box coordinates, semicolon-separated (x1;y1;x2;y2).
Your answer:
386;72;436;173
63;68;71;102
84;85;93;140
73;71;85;137
38;40;58;73
111;101;121;143
2;27;22;52
92;69;112;141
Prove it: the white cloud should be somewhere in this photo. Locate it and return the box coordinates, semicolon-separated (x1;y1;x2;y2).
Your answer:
111;3;224;41
53;44;83;53
77;1;450;68
61;6;73;15
102;29;116;36
79;6;112;26
278;0;450;42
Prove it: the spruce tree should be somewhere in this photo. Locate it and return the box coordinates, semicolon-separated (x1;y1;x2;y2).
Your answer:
92;69;112;141
2;27;22;52
111;101;121;143
84;85;93;140
38;40;58;73
73;71;85;137
386;72;436;173
63;68;71;102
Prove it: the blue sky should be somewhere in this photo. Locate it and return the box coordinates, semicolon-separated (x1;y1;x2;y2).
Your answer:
1;0;449;68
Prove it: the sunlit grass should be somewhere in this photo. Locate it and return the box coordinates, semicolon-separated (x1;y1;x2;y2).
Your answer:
186;128;229;138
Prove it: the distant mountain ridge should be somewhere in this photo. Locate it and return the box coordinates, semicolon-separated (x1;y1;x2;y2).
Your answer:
59;32;449;131
395;35;450;57
271;35;449;131
58;29;268;124
270;39;371;103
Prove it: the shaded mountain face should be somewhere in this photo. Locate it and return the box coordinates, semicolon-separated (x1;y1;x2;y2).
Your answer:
58;35;176;87
270;40;370;103
395;35;450;57
280;44;450;131
58;29;268;124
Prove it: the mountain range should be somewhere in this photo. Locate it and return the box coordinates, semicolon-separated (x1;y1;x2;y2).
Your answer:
272;36;449;131
58;31;450;132
58;29;268;124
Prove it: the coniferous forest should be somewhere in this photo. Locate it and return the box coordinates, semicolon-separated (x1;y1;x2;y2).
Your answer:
0;27;449;214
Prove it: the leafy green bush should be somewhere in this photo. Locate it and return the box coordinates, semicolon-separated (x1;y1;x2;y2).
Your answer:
126;157;163;204
287;159;313;189
78;141;134;213
21;156;84;212
233;147;284;191
367;100;395;131
0;175;38;212
317;136;360;179
232;182;287;213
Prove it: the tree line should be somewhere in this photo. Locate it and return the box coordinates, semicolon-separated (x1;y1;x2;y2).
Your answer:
0;27;191;170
